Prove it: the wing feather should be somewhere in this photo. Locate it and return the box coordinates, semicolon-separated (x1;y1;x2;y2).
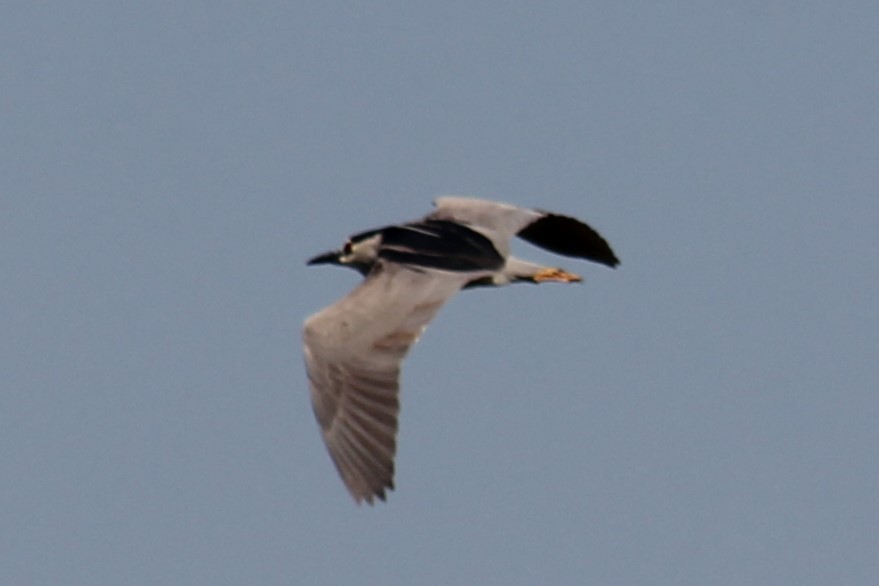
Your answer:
430;196;542;240
303;262;473;504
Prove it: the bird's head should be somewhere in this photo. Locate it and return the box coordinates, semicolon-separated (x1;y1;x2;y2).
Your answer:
307;230;382;276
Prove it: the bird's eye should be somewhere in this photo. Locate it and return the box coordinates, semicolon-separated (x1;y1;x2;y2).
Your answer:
343;241;353;255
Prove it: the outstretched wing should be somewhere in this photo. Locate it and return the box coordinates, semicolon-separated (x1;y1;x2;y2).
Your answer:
431;196;620;268
303;263;472;504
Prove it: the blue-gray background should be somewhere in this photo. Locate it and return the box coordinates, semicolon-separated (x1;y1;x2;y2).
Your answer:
3;2;877;584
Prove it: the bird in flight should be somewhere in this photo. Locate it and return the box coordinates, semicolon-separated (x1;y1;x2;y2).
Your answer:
303;196;619;504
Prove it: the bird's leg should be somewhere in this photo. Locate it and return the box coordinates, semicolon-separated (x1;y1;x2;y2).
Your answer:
532;267;582;283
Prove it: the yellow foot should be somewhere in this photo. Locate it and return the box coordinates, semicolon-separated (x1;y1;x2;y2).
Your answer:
533;267;583;283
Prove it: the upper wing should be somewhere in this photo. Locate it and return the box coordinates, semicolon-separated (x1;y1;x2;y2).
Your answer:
431;196;620;268
303;262;471;504
430;196;542;241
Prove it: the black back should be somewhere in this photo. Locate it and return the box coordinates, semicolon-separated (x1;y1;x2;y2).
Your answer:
377;220;505;272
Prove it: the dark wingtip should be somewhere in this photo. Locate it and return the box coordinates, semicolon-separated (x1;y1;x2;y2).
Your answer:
359;484;393;506
375;478;395;502
518;213;620;268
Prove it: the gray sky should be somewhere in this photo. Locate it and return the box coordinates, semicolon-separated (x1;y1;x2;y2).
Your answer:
2;2;878;585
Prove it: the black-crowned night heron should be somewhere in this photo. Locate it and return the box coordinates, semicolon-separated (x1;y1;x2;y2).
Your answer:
304;196;619;504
